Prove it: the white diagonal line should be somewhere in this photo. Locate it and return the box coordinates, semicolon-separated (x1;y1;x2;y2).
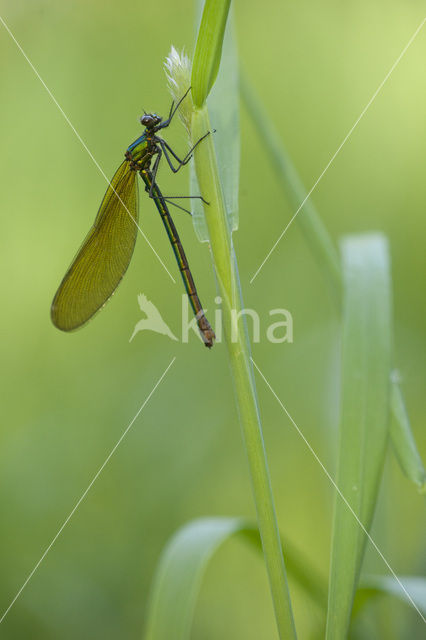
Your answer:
0;14;176;284
0;357;176;625
250;16;426;284
251;357;426;624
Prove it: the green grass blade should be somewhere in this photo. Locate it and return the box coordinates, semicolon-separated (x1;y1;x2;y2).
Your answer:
240;527;327;611
241;75;425;493
191;105;297;639
168;14;297;637
390;374;426;493
167;13;296;635
354;575;426;618
240;71;342;294
326;234;392;639
191;8;240;241
143;518;247;640
191;0;231;107
143;517;326;639
206;11;239;233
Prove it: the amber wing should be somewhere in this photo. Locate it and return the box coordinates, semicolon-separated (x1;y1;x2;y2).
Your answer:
51;161;139;331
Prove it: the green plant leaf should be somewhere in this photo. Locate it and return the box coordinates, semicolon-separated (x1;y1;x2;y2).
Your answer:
165;11;296;634
143;518;247;639
240;71;342;294
354;575;426;618
143;517;326;639
191;0;231;107
390;374;426;493
326;234;392;639
191;9;239;241
192;103;297;638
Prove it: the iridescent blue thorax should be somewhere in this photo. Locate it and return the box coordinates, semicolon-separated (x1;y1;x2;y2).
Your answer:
125;131;152;166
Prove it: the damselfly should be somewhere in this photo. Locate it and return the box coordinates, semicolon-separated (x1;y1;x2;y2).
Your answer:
51;89;215;348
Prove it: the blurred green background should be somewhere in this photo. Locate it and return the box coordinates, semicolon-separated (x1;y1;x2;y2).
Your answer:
0;1;425;638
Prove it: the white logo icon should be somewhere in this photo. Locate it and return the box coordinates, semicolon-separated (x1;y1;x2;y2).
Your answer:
129;293;294;345
129;294;178;343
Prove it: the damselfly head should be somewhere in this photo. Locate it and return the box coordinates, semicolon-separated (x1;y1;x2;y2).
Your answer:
140;113;162;128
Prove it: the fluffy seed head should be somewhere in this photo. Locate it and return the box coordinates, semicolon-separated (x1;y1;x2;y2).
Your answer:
164;46;193;133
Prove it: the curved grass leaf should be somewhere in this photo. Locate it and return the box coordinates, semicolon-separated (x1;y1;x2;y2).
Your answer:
390;373;426;493
143;518;247;639
326;234;392;639
354;575;426;618
143;517;327;639
191;0;231;107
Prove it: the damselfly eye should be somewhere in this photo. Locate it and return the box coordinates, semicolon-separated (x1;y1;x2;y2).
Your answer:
140;114;154;126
